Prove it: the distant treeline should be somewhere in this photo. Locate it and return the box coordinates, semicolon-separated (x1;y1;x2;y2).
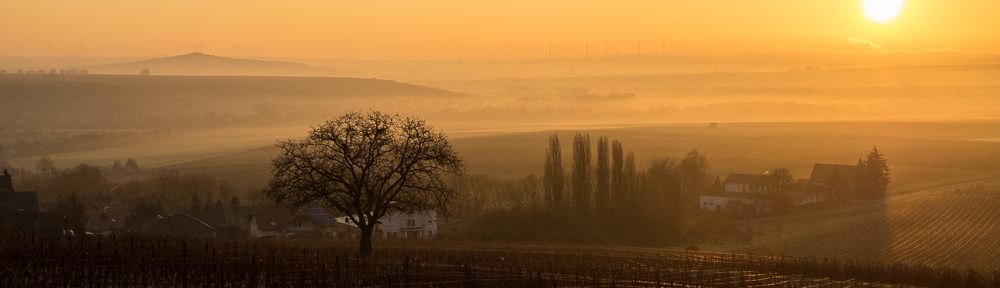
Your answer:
449;133;717;246
0;128;177;162
4;162;248;214
0;103;331;130
0;68;89;75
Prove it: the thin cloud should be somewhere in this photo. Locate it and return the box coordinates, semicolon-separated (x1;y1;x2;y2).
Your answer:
770;46;966;55
848;37;884;50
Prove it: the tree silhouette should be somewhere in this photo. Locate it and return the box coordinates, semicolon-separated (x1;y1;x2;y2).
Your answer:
124;158;139;170
862;146;891;200
595;136;610;215
139;68;150;75
266;111;464;256
36;155;55;178
543;134;564;212
611;140;624;211
765;168;794;214
572;133;591;215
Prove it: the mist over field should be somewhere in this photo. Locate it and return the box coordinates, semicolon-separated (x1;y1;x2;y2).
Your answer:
3;1;1000;287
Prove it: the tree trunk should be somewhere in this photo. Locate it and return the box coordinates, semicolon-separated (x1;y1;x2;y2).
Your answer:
359;226;374;257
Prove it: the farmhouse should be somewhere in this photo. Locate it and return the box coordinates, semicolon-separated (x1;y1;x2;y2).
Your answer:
700;173;773;214
700;163;859;215
378;210;438;239
807;163;858;199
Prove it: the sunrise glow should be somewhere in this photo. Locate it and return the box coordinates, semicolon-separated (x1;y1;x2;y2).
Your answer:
863;0;905;23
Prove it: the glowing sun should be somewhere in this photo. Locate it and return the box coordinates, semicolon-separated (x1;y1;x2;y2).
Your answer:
862;0;905;23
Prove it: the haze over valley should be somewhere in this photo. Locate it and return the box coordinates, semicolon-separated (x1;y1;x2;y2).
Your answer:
3;1;1000;287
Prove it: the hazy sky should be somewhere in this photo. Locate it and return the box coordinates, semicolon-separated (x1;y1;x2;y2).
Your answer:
3;0;999;60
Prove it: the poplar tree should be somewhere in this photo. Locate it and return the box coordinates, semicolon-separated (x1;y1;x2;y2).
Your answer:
543;134;564;212
595;136;610;214
572;133;592;215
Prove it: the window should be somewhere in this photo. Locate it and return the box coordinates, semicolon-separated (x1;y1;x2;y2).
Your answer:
292;220;303;228
709;202;714;206
270;222;277;226
406;219;416;227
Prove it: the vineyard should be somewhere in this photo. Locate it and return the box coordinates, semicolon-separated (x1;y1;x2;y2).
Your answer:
2;233;999;287
739;185;1000;272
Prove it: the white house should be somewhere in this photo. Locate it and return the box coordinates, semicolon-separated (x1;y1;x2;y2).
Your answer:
378;210;437;239
700;173;773;214
701;165;847;215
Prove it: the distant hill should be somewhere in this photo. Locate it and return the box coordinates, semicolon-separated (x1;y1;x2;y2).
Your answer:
84;53;342;76
0;74;471;122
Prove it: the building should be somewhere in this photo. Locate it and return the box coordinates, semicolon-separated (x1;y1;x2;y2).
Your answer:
130;214;217;238
700;173;773;214
196;204;256;239
85;208;131;235
300;203;356;239
379;210;438;239
249;204;328;239
807;163;859;200
0;169;63;233
700;163;859;215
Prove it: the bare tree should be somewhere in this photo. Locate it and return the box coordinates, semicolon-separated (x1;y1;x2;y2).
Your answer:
266;111;464;256
765;168;794;214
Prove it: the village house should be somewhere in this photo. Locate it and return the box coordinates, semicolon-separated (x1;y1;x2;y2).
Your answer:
300;202;356;238
130;214;217;238
197;204;256;239
249;204;353;239
700;163;858;215
806;163;859;200
700;173;773;214
85;208;131;235
378;210;438;239
0;170;63;233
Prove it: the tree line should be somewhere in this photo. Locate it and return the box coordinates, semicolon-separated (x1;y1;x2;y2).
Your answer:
450;133;713;246
4;161;247;213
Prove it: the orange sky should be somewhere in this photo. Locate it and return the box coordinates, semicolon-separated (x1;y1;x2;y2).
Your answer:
3;0;999;60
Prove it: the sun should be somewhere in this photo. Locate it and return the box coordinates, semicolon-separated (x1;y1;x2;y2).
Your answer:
862;0;905;23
